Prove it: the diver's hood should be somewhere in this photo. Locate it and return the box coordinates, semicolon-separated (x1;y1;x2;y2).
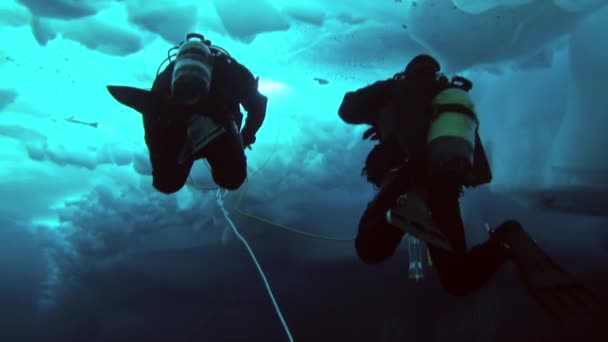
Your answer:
404;54;440;76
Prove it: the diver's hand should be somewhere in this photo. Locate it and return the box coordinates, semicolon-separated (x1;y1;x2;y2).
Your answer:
240;133;255;150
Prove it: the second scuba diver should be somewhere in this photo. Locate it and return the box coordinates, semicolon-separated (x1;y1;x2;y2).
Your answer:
339;54;606;332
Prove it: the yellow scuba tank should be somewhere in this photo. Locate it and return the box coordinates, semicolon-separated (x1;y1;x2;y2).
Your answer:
171;33;214;105
427;85;479;183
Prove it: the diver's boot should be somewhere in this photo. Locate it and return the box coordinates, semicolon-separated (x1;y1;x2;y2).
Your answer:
490;221;608;337
386;190;454;252
178;115;226;164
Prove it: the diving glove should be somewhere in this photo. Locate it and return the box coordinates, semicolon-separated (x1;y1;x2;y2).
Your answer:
240;133;255;150
386;191;454;252
490;221;608;338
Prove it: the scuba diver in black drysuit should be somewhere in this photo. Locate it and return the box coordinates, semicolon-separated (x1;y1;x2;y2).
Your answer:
339;54;607;336
107;33;268;193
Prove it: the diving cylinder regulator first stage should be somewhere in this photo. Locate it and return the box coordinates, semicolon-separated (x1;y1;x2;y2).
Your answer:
171;35;214;105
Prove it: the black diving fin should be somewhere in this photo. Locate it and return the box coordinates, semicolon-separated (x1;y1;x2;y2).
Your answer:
490;221;608;339
106;85;159;116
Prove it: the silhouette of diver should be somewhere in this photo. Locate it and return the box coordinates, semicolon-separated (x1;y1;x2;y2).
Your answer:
339;54;607;336
107;33;267;193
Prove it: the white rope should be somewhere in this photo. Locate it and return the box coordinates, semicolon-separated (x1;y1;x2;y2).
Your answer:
215;189;294;342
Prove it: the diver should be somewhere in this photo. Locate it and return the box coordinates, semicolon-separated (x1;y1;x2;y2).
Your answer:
338;54;606;332
107;33;267;193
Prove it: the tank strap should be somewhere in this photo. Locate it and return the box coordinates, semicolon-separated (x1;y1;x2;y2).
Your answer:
432;104;476;121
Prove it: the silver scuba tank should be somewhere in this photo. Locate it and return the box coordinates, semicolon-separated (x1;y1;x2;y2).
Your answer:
171;33;214;105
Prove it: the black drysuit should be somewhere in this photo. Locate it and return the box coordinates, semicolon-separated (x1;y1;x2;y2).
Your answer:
109;54;267;193
339;73;508;295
